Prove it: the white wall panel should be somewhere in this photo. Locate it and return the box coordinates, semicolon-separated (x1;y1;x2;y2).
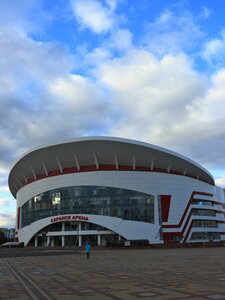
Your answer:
19;214;161;246
16;170;225;244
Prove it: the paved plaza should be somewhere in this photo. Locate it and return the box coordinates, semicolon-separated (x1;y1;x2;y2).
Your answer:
0;247;225;299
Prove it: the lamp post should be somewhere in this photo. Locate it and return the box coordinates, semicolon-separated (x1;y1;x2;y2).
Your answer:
71;221;79;247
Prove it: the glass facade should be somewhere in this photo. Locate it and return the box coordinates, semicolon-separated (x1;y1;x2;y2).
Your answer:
192;209;216;217
21;186;154;228
190;232;220;241
192;220;218;228
192;199;213;206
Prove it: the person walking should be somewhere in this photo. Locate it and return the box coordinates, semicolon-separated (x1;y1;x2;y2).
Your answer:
85;241;91;259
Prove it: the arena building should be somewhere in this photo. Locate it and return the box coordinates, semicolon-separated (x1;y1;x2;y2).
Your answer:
8;137;225;247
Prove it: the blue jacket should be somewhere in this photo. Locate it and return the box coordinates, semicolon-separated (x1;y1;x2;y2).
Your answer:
85;243;91;253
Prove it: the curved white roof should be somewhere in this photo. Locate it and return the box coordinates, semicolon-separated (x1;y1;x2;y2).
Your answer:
8;136;214;198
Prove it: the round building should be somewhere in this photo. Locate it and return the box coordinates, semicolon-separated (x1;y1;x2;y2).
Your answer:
8;137;225;246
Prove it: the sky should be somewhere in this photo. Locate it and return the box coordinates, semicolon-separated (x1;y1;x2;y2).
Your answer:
1;0;225;228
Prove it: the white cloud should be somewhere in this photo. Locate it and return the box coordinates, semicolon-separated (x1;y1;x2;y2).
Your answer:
0;213;16;228
0;24;121;204
0;167;12;193
0;197;16;228
92;48;225;170
75;28;133;68
200;7;211;20
143;9;204;55
108;28;133;50
202;30;225;66
0;0;48;34
0;186;9;193
0;28;73;100
0;197;15;208
0;27;76;174
70;0;117;34
46;74;119;137
215;176;225;188
0;1;225;217
105;0;117;11
0;23;224;187
96;50;206;117
84;47;112;66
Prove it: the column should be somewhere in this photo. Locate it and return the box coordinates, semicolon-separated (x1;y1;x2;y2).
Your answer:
51;237;54;247
62;235;65;247
62;222;65;247
98;234;101;246
154;195;159;225
79;235;82;247
154;195;163;242
78;222;82;231
47;236;50;247
78;222;82;246
35;236;38;247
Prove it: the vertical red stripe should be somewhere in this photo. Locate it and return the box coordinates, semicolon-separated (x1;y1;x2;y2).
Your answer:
161;195;171;222
162;191;214;243
17;207;20;229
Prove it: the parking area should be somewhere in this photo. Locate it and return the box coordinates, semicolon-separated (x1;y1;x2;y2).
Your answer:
0;247;225;299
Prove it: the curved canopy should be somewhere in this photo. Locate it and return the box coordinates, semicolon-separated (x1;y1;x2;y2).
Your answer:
8;136;214;198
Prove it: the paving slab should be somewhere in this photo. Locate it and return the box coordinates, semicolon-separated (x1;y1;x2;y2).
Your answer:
0;247;225;299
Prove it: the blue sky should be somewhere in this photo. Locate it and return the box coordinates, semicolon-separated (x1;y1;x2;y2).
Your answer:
1;0;225;228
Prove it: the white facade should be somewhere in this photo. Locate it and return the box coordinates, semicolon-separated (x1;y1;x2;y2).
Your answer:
8;137;225;246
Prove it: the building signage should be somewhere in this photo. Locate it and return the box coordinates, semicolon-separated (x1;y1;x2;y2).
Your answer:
50;215;89;223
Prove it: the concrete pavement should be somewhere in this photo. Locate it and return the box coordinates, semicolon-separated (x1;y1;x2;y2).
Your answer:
0;247;225;299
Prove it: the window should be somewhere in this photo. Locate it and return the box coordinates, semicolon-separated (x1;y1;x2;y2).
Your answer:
52;192;61;205
192;220;218;228
192;199;213;206
21;186;155;227
192;209;216;217
190;232;220;240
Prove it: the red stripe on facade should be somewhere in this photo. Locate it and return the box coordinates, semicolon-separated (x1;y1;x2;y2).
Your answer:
163;192;213;229
17;207;20;230
162;191;214;243
162;232;183;243
183;220;194;243
161;195;171;222
213;201;225;209
17;164;211;192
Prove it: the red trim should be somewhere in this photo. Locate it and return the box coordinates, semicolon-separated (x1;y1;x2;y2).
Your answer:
183;219;194;243
163;192;213;229
163;208;221;243
217;220;225;224
213;201;225;208
17;207;20;230
162;191;214;243
161;195;171;222
18;164;211;192
162;232;183;243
